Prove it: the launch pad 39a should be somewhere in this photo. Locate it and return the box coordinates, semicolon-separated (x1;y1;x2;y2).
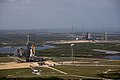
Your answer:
13;35;46;62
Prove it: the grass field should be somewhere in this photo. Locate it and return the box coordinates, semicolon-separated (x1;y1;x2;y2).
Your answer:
0;67;62;77
54;65;120;77
0;42;120;79
0;57;14;63
36;43;120;58
0;64;120;79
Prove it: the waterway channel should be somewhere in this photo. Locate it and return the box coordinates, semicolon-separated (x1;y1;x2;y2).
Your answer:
0;45;55;53
92;49;120;60
0;46;120;60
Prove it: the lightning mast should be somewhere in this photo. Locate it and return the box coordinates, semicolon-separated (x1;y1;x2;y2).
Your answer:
27;35;30;43
105;32;108;41
101;25;104;40
71;25;74;63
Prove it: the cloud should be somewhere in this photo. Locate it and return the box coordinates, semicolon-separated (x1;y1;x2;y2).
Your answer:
0;0;34;10
0;0;120;31
0;0;32;6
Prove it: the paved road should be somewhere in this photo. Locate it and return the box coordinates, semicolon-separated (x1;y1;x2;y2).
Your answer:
63;64;120;67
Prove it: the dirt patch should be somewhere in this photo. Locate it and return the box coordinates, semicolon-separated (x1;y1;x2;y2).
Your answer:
0;62;39;70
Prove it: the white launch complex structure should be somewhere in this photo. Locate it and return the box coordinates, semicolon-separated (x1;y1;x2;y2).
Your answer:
26;35;36;58
14;35;41;62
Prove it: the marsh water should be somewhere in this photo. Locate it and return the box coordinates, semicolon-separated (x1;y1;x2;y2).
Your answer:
92;49;120;60
0;45;55;53
0;46;120;60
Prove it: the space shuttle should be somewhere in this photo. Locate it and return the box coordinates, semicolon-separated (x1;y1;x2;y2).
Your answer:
26;35;36;58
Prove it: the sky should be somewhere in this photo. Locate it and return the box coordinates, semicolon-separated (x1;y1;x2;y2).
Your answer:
0;0;120;32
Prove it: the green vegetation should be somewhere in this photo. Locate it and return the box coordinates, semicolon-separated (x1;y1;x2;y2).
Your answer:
36;43;120;57
98;70;120;79
0;65;120;79
0;77;63;80
0;31;71;46
0;56;119;79
0;57;14;63
0;53;13;57
100;60;120;65
54;65;120;78
0;67;60;77
0;31;120;79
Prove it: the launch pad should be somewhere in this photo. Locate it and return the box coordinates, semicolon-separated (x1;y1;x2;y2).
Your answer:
13;35;45;62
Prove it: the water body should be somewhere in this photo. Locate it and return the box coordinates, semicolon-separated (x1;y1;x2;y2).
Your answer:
0;47;120;60
92;49;120;60
106;55;120;60
92;49;120;54
0;45;55;54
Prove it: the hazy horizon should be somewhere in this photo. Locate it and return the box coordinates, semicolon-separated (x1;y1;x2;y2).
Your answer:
0;0;120;32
